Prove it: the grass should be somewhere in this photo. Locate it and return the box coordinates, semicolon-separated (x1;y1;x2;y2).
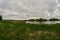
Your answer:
0;21;60;40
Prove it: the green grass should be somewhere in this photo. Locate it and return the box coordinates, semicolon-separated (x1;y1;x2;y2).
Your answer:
0;21;60;40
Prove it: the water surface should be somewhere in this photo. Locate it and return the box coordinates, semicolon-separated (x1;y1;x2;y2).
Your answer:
25;21;60;24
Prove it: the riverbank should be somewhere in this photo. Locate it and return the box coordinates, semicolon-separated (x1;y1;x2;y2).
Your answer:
0;21;60;40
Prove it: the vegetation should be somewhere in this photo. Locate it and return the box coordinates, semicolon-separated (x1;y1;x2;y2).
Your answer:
26;18;47;21
35;18;47;21
27;19;35;21
0;16;2;20
27;18;60;21
49;18;60;21
0;21;60;40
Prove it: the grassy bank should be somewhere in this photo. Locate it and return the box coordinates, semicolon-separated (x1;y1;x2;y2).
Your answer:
0;21;60;40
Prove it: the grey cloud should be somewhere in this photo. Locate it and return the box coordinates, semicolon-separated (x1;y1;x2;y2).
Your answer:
0;0;58;20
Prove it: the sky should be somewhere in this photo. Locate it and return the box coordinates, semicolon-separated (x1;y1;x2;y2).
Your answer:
0;0;60;20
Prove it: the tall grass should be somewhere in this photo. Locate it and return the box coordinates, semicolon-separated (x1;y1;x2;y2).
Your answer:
0;21;60;40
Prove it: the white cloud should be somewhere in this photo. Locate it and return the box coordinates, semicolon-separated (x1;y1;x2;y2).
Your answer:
0;0;59;20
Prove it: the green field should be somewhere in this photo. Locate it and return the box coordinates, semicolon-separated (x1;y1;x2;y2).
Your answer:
0;21;60;40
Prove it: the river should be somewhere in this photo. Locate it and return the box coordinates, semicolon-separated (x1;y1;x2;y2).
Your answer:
25;21;60;24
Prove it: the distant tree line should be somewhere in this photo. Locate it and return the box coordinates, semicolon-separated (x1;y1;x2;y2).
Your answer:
27;18;60;21
49;18;60;21
0;16;60;21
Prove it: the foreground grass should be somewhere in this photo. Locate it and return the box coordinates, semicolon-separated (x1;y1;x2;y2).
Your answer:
0;21;60;40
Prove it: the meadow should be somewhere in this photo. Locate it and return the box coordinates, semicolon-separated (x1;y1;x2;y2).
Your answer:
0;21;60;40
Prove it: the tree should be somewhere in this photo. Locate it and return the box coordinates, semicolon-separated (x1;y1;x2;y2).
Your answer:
49;18;58;21
0;16;2;20
36;18;47;21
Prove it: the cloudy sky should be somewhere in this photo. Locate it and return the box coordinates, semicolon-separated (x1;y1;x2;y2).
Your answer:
0;0;59;20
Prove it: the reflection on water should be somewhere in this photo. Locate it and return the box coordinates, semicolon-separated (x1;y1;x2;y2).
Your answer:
25;21;60;24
